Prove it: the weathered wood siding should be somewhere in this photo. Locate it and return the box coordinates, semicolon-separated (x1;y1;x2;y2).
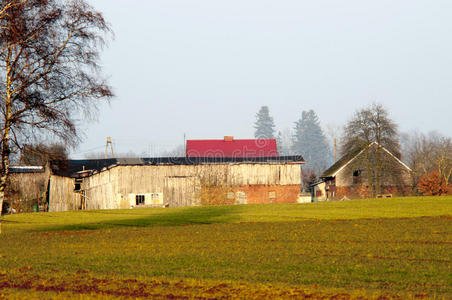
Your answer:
84;168;118;210
49;175;83;212
6;171;50;212
50;163;302;211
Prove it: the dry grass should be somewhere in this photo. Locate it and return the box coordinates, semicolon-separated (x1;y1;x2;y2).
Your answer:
0;196;451;299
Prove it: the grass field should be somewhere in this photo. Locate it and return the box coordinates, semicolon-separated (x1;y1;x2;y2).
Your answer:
0;196;451;299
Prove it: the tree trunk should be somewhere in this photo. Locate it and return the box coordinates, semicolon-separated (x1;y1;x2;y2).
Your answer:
375;146;382;196
0;191;4;233
0;46;13;234
366;149;374;198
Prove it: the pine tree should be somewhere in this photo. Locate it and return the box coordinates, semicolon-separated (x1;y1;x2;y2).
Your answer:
254;106;275;139
292;110;332;173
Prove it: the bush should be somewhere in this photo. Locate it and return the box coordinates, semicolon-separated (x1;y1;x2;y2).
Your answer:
417;172;447;196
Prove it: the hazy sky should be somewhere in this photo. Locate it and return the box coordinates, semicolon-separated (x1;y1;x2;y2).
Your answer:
74;0;452;158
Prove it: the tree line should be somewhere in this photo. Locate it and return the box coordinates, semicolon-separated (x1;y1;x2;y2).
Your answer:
253;103;452;196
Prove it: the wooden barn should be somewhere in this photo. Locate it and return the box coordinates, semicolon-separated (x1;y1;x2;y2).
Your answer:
49;156;305;212
47;137;304;211
312;142;412;201
3;166;50;213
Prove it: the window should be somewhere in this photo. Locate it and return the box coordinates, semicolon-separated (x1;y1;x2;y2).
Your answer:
353;170;362;184
74;178;82;191
235;191;247;204
135;195;145;205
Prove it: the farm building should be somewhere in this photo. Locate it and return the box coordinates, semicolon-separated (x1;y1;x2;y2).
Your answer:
312;142;412;201
49;156;305;212
47;137;304;211
2;166;50;213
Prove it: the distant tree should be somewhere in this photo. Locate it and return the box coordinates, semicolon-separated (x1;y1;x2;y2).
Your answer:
302;167;317;193
0;0;113;229
276;131;283;155
19;143;67;165
417;172;447;196
404;131;452;192
161;144;185;157
254;106;275;139
292;110;332;174
324;122;342;163
341;103;399;156
276;128;293;156
84;152;106;159
340;103;400;197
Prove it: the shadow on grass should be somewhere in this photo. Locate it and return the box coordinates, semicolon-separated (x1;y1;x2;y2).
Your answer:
36;205;243;232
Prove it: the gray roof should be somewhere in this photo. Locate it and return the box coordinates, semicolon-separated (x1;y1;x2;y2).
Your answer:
10;166;44;174
320;147;363;178
320;142;411;178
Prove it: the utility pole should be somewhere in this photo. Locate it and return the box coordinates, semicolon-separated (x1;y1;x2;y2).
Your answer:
105;136;115;159
183;133;186;156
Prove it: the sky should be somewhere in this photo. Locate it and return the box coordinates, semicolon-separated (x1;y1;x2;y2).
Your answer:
73;0;452;158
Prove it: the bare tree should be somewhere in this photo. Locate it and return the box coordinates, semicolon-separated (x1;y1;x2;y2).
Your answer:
160;144;185;158
325;122;342;163
341;103;399;156
404;131;452;192
341;103;400;197
0;0;113;230
19;143;67;165
276;127;293;156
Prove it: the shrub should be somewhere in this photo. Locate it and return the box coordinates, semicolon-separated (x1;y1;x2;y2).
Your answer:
417;172;447;196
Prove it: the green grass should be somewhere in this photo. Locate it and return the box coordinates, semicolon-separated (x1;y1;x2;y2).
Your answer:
0;196;451;298
2;196;450;232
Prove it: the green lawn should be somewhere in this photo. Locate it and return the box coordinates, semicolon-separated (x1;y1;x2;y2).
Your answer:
0;196;451;299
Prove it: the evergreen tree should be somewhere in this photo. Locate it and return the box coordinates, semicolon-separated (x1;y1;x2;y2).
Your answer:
254;106;275;139
292;110;332;173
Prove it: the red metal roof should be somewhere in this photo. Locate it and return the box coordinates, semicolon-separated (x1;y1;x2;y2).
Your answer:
186;137;279;158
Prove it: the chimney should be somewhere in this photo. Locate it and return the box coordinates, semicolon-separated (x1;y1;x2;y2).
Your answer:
224;136;234;142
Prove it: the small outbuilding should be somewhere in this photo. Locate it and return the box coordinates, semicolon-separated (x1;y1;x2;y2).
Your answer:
313;142;412;201
3;166;50;213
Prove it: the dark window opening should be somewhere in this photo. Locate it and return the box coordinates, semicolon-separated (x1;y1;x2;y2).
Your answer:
353;170;362;184
74;179;82;191
136;195;145;205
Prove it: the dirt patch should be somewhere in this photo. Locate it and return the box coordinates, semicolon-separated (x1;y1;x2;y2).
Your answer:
0;271;407;299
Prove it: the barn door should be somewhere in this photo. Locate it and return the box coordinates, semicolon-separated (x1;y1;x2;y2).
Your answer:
164;176;200;207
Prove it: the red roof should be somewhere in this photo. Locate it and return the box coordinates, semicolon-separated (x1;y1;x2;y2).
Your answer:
186;137;279;158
